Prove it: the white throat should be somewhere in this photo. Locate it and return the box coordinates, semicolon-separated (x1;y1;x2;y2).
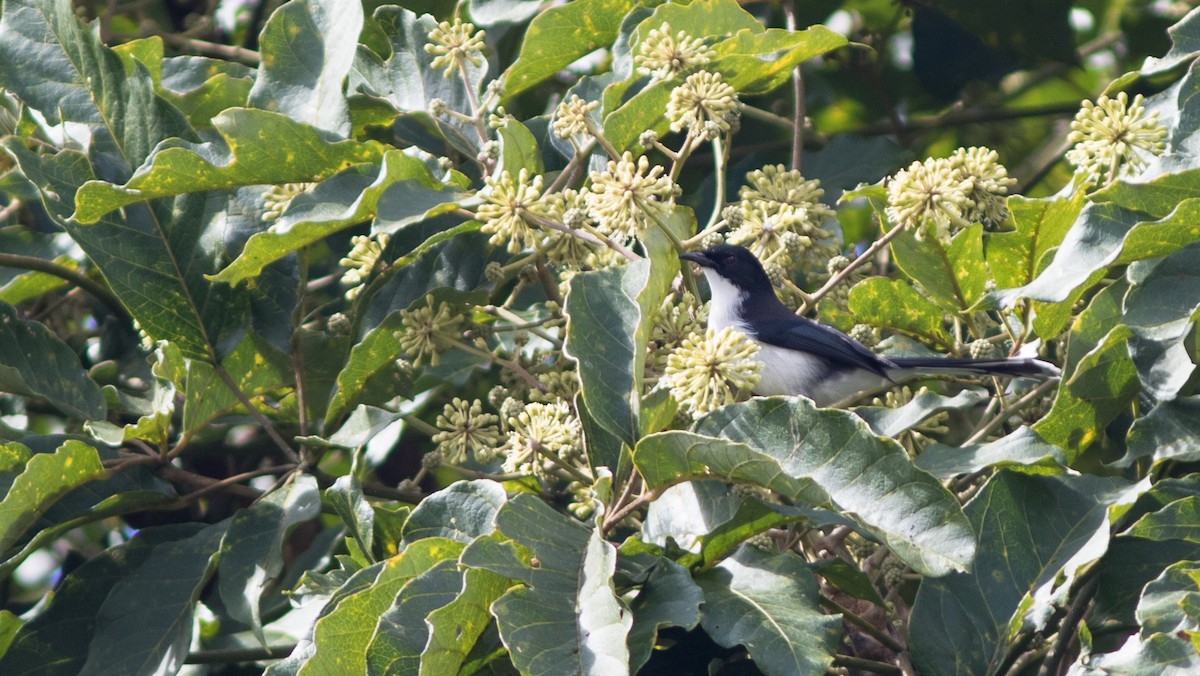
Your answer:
699;269;749;333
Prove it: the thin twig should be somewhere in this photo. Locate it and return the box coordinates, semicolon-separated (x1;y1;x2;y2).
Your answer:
799;223;908;315
213;364;300;463
157;33;260;65
1037;573;1100;676
784;1;805;171
961;378;1059;446
601;488;654;534
819;596;905;653
0;252;129;320
832;655;901;674
185;645;296;665
452;339;546;392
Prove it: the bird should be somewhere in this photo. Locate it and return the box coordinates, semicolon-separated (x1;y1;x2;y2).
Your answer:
679;245;1060;406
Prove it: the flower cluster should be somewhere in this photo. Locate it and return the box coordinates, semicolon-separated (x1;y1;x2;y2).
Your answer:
663;326;762;417
395;295;464;367
477;169;555;253
667;71;740;138
500;400;585;479
634;23;715;82
646;292;708;381
731;166;836;269
552;95;599;140
339;233;389;299
261;182;313;223
887;147;1018;242
1067;92;1167;184
950;147;1017;228
425;17;486;76
886;157;975;243
586;152;677;242
432;398;501;464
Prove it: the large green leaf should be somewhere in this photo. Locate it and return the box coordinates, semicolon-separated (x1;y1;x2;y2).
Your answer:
0;440;104;555
564;261;648;447
909;472;1135;676
0;0;192;163
74;108;389;224
218;474;321;644
179;332;291;434
695;398;975;575
248;0;362;137
694;546;841;676
365;559;462;676
986;192;1085;289
0;300;106;420
848;276;953;349
1123;246;1200;400
855;388;986;438
916;427;1068;478
0;524;205;674
627;558;703;673
210;149;460;285
79;521;229;676
1124;496;1200;544
461;494;632;676
419;567;514;676
503;0;635;98
2;143;249;362
1123;397;1200;467
887;222;988;314
301;538;465;675
401;479;506;544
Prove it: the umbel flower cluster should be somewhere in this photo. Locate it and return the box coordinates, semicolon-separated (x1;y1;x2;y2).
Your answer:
362;21;1167;524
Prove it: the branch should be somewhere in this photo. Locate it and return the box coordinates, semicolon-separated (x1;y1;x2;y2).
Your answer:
0;252;129;320
213;364;300;463
798;222;907;315
185;645;295;665
783;1;805;172
819;595;905;653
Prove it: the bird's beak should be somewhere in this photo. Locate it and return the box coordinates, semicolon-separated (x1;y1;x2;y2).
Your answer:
679;251;710;267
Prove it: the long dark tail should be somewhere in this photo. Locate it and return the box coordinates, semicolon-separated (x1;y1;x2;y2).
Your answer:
888;357;1061;380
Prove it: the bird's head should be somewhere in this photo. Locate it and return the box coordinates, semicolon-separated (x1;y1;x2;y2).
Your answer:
680;245;774;295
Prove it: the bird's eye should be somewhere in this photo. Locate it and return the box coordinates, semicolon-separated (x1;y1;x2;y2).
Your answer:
724;255;736;266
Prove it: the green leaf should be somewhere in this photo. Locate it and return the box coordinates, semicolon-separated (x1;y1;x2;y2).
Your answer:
0;440;104;554
1;143;249;362
366;559;462;676
1033;325;1140;460
848;277;953;349
75;108;389;224
887;221;987;314
461;494;633;675
564;261;649;446
219;474;321;644
0;0;192;157
643;480;747;554
180;332;291;434
328;475;377;563
855;388;986;438
1138;560;1200;636
0;300;106;420
0;524;204;674
916;427;1068;478
1124;496;1200;544
80;521;228;676
708;25;848;95
694;546;841;676
419;567;514;676
401;480;507;544
1075;632;1200;673
1123;245;1200;400
301;538;465;676
1123;397;1200;467
496;118;543;176
627;558;703;673
987;192;1085;289
323;312;411;429
503;0;635;98
210;149;460;285
248;0;362;137
687;397;976;576
160;55;254;129
910;472;1135;676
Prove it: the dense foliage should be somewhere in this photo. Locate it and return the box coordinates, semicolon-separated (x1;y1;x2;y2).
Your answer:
1;0;1199;673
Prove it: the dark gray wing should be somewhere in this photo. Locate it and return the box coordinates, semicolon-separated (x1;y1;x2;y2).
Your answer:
751;317;893;377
